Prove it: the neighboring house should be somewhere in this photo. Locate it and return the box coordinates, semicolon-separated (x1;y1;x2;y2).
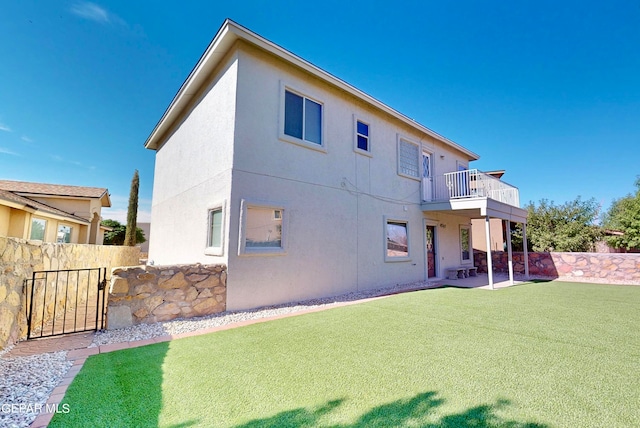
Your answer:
595;230;640;253
471;170;509;252
144;20;529;311
137;222;151;253
0;180;111;245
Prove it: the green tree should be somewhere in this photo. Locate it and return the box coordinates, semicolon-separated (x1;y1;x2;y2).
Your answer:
602;178;640;250
525;197;601;252
102;219;146;246
124;170;140;247
509;221;524;252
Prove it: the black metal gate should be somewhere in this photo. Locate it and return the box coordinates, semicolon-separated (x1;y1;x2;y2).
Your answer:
24;267;108;339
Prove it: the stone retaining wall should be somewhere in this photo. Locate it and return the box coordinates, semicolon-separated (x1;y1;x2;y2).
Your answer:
0;236;140;350
107;264;227;329
475;251;640;283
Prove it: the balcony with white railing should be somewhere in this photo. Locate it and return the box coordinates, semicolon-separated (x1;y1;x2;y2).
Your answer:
423;169;520;208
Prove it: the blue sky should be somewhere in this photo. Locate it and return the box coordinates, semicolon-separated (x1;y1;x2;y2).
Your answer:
1;1;638;222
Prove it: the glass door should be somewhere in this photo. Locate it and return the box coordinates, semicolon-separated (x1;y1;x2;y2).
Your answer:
426;225;436;278
422;151;432;201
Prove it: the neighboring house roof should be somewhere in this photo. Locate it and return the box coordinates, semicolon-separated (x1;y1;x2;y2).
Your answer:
144;19;480;162
484;170;506;180
0;189;90;225
0;179;111;207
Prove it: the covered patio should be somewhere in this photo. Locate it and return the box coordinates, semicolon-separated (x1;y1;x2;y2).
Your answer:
422;169;530;289
429;273;531;290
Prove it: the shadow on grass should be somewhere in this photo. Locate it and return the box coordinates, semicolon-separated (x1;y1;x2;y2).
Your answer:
235;392;547;428
436;285;480;290
48;342;180;428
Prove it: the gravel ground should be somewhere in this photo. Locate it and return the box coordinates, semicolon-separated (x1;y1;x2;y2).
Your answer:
91;280;439;347
0;351;72;428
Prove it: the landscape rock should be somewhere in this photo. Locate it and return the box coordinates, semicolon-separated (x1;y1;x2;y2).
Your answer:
107;264;227;328
475;251;640;283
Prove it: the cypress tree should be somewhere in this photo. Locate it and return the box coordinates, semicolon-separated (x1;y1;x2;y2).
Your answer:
124;170;139;246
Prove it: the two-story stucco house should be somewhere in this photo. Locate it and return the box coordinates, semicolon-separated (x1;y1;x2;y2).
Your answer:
0;180;111;245
145;20;529;311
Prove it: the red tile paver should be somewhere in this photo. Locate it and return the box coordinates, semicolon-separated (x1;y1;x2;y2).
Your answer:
127;338;158;348
30;412;54;428
66;346;99;360
152;335;172;343
70;357;87;366
50;385;68;396
46;393;66;405
5;332;94;358
98;342;130;353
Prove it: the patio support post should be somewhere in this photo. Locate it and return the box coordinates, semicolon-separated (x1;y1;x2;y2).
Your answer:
485;215;494;289
522;222;530;278
506;220;514;285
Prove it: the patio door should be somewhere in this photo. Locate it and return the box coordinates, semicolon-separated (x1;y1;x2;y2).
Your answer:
426;225;436;278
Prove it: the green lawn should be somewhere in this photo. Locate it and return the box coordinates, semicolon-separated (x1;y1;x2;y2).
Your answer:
50;282;640;427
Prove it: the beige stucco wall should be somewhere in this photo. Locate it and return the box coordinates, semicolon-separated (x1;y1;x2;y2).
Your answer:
25;196;105;244
0;236;140;350
0;205;10;236
29;196;99;222
78;224;89;244
471;217;505;252
7;209;29;239
1;206;91;244
225;44;477;310
148;42;480;311
28;215;85;244
148;52;238;267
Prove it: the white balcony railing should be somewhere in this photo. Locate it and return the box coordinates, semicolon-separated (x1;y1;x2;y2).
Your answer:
423;169;520;207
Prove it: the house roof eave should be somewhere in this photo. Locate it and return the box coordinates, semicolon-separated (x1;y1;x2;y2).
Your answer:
0;189;91;225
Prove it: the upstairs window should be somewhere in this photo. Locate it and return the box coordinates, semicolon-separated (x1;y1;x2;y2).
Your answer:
398;138;419;179
284;90;322;145
356;120;370;152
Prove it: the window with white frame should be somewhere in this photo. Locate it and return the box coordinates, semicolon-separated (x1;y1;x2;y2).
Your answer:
398;138;420;179
56;224;72;243
460;225;471;263
385;217;410;262
283;89;322;145
355;119;370;153
239;200;287;255
30;218;47;241
208;209;223;246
